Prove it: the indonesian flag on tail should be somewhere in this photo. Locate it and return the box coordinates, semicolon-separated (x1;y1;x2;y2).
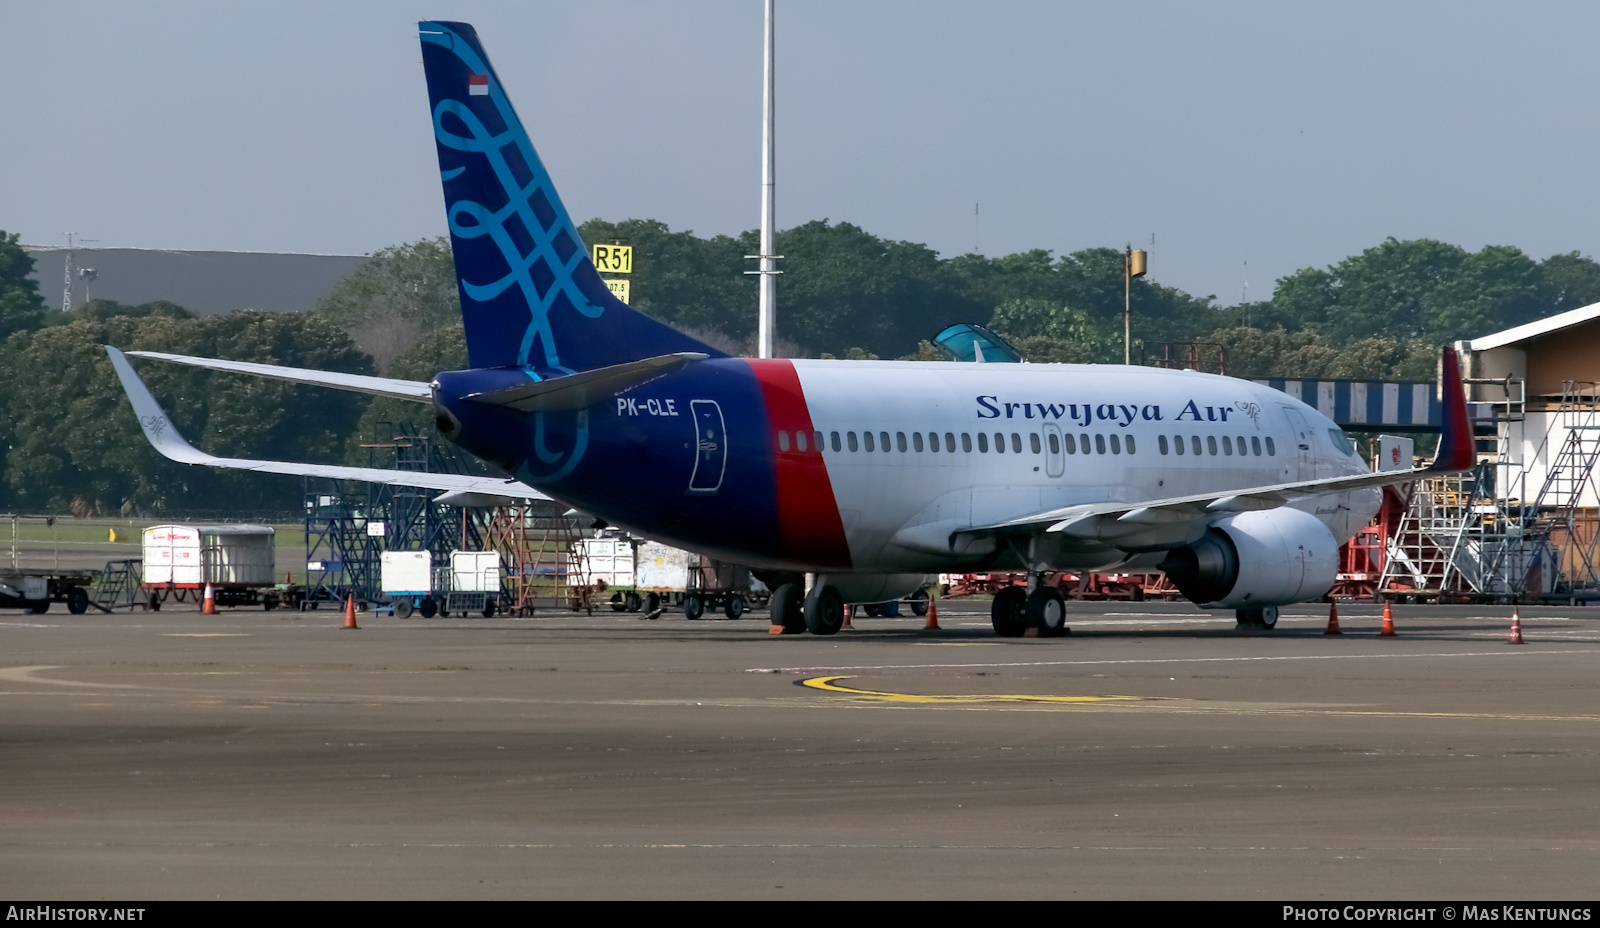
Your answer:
468;73;488;96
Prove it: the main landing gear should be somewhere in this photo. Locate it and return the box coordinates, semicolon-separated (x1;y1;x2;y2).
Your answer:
763;582;848;636
768;583;807;635
991;579;1067;638
1235;605;1279;630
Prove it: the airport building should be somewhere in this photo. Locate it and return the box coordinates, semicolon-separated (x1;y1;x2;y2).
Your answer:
1372;301;1600;603
25;246;367;315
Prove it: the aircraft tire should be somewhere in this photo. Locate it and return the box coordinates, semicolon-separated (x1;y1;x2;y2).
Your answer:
1026;587;1068;637
1235;605;1279;629
805;586;845;636
991;586;1027;637
909;588;930;617
769;583;805;633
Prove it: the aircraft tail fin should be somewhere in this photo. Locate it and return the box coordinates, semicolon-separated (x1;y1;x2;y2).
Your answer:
418;21;725;374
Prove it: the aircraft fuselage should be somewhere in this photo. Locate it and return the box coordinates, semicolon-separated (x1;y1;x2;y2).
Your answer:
436;359;1378;575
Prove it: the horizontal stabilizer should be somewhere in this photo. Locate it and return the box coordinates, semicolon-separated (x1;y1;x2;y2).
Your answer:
126;350;434;403
464;352;707;412
107;347;547;501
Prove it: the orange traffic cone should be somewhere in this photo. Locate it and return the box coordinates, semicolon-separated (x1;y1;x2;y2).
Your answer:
923;597;940;633
842;605;854;631
1508;607;1524;645
202;583;217;615
1379;601;1396;637
1325;601;1342;636
343;593;359;630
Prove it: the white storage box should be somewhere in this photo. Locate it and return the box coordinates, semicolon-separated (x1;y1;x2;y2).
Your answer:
381;551;433;596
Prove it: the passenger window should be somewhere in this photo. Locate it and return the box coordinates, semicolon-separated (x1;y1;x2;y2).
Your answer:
1173;434;1183;455
1159;435;1169;455
1191;436;1202;456
1047;433;1059;454
897;432;908;453
1081;433;1092;453
880;431;891;452
962;433;973;453
914;432;925;452
1126;435;1136;455
1030;433;1042;454
1064;433;1076;454
831;431;841;452
1109;434;1121;454
946;432;957;453
994;432;1006;453
1011;433;1022;453
977;433;989;453
777;431;790;452
1222;436;1232;456
1266;436;1276;456
1095;434;1106;454
1207;436;1218;455
864;431;875;452
796;431;807;452
1252;436;1262;456
847;431;859;452
1238;436;1248;456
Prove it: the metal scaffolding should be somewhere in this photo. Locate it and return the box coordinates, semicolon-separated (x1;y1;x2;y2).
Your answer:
1378;379;1600;603
484;501;592;615
302;421;488;606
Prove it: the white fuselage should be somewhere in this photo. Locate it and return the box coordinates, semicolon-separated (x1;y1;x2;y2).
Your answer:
785;361;1375;572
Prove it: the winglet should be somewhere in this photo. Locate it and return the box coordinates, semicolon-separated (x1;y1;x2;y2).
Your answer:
1425;345;1475;473
105;346;213;465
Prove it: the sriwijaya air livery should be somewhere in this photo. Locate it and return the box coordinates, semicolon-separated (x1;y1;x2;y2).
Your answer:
106;21;1473;637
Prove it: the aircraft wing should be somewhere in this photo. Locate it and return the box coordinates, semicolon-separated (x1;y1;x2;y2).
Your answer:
125;350;434;402
950;346;1474;547
106;347;547;504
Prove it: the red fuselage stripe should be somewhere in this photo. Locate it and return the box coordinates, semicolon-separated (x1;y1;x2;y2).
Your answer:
747;360;852;568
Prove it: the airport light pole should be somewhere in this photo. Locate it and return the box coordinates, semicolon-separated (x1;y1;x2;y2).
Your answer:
1124;244;1147;365
743;0;782;359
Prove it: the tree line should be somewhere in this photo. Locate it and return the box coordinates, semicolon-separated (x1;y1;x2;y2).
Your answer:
2;223;1598;516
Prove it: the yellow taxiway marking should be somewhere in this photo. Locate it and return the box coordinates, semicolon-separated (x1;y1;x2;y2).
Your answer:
161;633;251;638
797;675;1600;723
800;675;1143;705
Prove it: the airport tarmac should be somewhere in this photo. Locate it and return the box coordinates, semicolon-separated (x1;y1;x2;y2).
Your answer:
2;599;1599;900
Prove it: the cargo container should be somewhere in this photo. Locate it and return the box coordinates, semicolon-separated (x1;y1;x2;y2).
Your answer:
444;550;502;617
380;550;436;618
141;524;280;609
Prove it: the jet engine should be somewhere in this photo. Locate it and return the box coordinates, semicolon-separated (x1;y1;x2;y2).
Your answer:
1158;508;1338;608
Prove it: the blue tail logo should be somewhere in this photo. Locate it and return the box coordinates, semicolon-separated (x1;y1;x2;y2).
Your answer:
419;22;721;374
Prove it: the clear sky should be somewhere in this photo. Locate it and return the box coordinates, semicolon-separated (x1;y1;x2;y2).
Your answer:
6;1;1598;306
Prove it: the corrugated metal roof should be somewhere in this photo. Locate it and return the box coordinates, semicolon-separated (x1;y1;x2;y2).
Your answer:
1471;300;1600;351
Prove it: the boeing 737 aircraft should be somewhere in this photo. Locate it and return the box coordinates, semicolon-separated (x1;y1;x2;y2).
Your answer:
106;21;1474;637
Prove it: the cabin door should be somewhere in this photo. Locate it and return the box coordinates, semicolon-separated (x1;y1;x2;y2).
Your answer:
687;400;727;494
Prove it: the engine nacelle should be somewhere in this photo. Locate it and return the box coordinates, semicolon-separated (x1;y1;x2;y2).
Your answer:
1159;508;1338;609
